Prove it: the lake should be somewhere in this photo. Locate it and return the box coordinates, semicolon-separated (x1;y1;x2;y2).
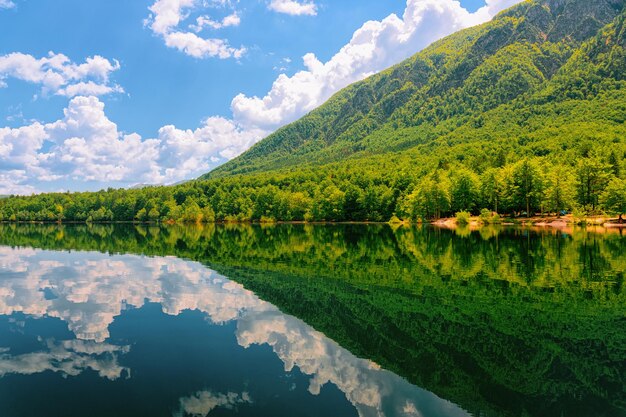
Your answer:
0;224;623;417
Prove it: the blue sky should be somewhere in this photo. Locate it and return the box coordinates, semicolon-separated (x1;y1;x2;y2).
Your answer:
0;0;520;194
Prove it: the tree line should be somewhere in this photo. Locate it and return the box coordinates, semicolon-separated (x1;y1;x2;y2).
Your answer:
1;152;624;224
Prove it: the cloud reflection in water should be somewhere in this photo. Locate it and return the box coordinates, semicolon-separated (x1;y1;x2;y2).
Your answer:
0;246;469;417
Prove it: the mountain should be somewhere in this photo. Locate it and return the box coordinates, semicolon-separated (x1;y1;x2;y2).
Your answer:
2;0;626;223
205;0;626;180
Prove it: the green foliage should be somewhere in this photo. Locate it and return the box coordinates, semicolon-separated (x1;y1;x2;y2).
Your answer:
388;215;402;224
479;208;494;224
204;0;626;181
572;206;588;225
402;171;451;220
510;158;545;215
575;156;611;210
450;168;481;213
601;178;626;216
545;164;576;214
0;156;623;223
480;168;504;214
455;211;472;226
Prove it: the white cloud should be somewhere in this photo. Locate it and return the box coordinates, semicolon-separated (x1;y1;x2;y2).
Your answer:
0;123;46;170
162;31;245;59
0;52;123;97
146;0;245;59
156;116;268;179
44;96;163;183
56;81;125;98
0;97;162;191
268;0;317;16
221;12;241;26
0;96;265;193
0;172;37;195
190;12;240;31
0;0;15;9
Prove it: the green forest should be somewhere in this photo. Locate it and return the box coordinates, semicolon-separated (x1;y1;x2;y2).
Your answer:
1;154;624;223
1;0;626;223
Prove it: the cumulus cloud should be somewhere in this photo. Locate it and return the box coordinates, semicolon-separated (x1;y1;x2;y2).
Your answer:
0;123;46;171
156;116;268;174
0;97;160;192
43;97;164;183
145;0;245;59
268;0;317;16
0;173;37;195
190;12;240;31
0;52;123;97
0;96;269;194
56;81;125;98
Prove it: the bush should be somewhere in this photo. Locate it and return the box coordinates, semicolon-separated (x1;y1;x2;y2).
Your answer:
479;209;492;225
572;207;587;225
388;215;403;224
455;211;471;226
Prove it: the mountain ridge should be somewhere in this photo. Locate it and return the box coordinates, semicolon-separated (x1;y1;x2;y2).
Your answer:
204;0;625;179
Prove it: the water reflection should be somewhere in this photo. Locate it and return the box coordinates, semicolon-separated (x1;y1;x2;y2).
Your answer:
0;339;129;380
0;223;623;417
175;390;253;417
0;246;468;417
0;247;272;342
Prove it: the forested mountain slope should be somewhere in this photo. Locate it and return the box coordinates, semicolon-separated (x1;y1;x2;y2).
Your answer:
206;0;626;179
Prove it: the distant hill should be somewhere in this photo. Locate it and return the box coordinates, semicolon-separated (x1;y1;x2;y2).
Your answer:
129;184;155;190
205;0;626;179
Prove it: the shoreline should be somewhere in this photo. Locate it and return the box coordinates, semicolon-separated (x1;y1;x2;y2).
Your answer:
1;215;624;228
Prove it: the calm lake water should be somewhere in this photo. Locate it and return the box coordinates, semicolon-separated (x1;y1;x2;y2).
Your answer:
0;224;624;417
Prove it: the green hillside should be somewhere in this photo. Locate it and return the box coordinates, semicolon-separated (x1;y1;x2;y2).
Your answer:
206;0;626;179
1;0;626;223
